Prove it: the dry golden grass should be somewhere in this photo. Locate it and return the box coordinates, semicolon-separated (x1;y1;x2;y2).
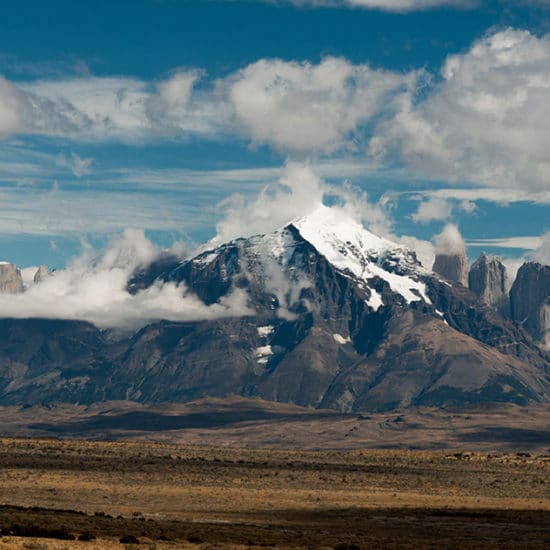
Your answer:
0;438;548;548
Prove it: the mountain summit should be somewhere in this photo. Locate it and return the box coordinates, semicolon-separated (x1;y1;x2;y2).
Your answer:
0;206;549;411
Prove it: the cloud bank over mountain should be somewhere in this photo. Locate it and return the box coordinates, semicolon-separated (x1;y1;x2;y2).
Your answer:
0;229;252;330
0;163;440;329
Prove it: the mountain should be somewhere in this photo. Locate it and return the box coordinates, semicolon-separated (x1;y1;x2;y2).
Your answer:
33;264;49;284
0;206;549;412
432;252;468;286
0;262;23;294
510;262;550;349
468;253;509;317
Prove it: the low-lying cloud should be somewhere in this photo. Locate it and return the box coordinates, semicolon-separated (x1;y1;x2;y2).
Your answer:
0;229;253;331
211;161;399;245
212;161;434;270
530;231;550;265
0;163;442;329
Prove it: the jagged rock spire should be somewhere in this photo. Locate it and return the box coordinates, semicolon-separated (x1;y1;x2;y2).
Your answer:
433;253;468;286
510;262;550;347
468;252;509;316
0;262;24;294
33;264;49;284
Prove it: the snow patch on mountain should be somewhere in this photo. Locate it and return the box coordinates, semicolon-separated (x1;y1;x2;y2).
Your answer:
246;228;297;266
333;333;351;344
291;204;431;308
195;251;220;266
366;288;383;311
257;325;274;337
255;345;273;364
292;204;395;257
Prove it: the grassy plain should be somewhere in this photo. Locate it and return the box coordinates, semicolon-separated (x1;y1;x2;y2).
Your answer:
0;438;549;548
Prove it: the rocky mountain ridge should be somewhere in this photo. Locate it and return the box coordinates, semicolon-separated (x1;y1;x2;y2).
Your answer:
433;252;468;287
432;250;548;349
510;262;550;349
0;207;549;411
0;263;49;292
468;253;509;316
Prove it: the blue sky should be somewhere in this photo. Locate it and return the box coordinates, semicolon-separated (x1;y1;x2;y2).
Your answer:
1;0;549;270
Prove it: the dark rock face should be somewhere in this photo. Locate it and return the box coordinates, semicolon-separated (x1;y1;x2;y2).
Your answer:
510;262;550;348
0;263;23;294
0;319;111;405
321;315;545;411
433;253;468;286
468;253;509;316
0;218;549;412
127;252;181;295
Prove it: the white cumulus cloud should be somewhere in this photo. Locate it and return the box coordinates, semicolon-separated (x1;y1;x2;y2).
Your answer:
228;56;417;154
371;28;550;193
211;162;325;245
411;195;477;223
434;223;466;255
0;70;215;142
412;197;453;223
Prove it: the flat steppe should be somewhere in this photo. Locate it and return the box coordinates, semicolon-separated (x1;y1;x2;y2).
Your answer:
0;436;549;549
0;398;549;452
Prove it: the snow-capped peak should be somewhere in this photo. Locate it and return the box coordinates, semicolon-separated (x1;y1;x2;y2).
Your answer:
291;204;397;261
185;204;431;312
290;204;430;308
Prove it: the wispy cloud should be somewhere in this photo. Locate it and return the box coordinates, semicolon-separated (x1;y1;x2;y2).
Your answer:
0;71;224;142
227;56;418;154
0;149;394;240
277;0;474;12
55;152;94;177
404;187;550;206
0;184;207;237
273;0;550;10
0;53;92;79
466;236;544;249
